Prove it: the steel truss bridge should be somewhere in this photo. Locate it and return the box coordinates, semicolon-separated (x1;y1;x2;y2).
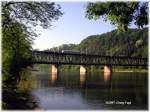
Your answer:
32;51;148;66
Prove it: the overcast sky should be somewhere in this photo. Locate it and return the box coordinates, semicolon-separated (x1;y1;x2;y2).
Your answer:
32;2;137;50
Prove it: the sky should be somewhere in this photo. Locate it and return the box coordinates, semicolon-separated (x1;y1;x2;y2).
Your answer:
32;2;137;50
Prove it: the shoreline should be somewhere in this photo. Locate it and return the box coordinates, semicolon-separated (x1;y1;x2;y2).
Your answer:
113;70;148;73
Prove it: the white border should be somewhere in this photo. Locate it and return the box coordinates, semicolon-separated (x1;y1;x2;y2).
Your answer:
0;0;149;112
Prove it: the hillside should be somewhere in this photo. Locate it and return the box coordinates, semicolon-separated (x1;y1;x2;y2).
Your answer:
49;28;148;58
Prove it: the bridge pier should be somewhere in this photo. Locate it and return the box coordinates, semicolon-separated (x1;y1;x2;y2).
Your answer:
104;65;112;73
51;64;59;74
80;65;87;74
104;65;112;82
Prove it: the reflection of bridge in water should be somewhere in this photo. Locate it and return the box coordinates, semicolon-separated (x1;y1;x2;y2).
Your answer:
32;51;148;75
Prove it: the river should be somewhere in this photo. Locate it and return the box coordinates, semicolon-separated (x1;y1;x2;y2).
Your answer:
29;69;148;110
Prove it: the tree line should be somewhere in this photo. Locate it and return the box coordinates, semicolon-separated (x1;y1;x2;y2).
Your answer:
49;28;148;58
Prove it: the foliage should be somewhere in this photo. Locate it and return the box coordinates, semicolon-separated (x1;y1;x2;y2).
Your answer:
2;1;63;109
2;1;62;87
85;2;148;32
2;1;63;29
78;28;148;57
48;44;78;52
50;28;148;58
2;22;33;87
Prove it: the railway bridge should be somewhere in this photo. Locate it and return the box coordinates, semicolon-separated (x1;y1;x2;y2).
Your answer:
32;51;148;74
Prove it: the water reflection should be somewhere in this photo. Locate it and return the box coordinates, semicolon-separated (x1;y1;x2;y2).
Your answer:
104;71;112;88
51;73;58;85
30;71;148;110
80;73;86;87
104;71;112;82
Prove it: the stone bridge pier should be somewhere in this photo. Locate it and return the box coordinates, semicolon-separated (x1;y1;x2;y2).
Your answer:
104;64;112;73
104;64;112;82
51;64;88;75
80;65;87;74
51;64;59;74
51;64;112;76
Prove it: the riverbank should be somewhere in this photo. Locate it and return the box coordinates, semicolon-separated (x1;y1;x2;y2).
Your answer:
113;70;147;72
2;88;38;110
2;68;39;110
112;68;148;73
58;68;148;73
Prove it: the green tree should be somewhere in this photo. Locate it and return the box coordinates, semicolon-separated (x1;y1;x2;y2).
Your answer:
2;22;33;86
2;1;63;85
2;1;63;28
85;2;148;32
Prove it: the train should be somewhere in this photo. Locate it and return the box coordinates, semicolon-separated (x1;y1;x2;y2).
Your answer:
61;50;80;54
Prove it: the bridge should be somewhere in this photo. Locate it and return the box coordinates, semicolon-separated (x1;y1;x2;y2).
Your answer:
32;51;148;74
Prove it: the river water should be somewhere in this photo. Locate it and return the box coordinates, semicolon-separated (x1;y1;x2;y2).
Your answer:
30;69;148;110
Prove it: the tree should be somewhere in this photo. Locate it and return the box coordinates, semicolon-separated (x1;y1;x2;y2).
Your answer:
85;2;148;32
2;1;63;29
2;1;63;86
135;3;148;28
2;22;33;86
